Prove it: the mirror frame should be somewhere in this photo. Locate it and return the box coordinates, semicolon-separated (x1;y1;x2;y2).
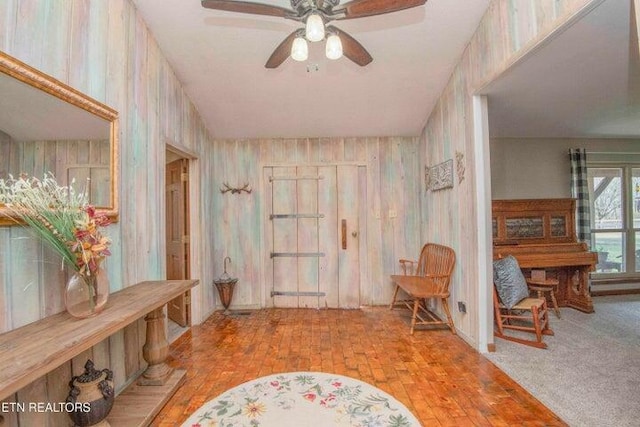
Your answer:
0;51;119;225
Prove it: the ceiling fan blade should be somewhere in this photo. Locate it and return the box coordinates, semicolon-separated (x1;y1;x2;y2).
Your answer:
333;0;426;20
265;30;299;69
201;0;293;18
327;25;372;66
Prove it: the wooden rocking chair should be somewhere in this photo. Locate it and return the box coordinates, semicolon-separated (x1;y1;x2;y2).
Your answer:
493;285;554;349
390;243;456;335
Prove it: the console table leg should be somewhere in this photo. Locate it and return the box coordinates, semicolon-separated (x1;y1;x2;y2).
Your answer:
138;307;174;386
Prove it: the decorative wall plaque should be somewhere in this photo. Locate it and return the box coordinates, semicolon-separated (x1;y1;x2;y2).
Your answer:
426;159;454;191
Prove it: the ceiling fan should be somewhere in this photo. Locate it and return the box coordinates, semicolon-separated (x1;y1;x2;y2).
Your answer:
201;0;427;68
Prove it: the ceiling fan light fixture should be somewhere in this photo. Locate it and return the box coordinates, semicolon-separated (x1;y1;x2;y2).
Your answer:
305;13;325;42
325;34;343;60
291;36;309;61
202;0;427;68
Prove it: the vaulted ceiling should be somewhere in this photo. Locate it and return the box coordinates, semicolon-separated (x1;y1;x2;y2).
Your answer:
486;0;640;139
131;0;490;139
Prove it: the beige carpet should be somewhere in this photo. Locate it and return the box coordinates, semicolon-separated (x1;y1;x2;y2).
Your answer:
485;294;640;427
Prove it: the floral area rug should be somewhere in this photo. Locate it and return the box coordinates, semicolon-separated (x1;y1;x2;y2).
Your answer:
182;371;421;427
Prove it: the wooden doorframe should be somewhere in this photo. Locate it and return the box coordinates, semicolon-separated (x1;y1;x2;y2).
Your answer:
164;142;203;324
472;95;494;353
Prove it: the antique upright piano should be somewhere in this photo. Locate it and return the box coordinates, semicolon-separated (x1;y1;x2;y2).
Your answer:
492;198;598;313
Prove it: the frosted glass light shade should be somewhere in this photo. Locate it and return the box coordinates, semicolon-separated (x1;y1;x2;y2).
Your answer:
325;34;343;60
291;37;308;61
305;14;325;42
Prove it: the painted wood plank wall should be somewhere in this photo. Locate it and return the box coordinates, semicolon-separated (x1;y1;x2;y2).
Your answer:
210;137;422;309
420;0;598;347
0;0;213;423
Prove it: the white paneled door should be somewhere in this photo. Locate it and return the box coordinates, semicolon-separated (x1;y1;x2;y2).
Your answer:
265;165;362;308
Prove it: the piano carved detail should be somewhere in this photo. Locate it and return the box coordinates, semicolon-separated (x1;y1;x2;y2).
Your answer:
571;270;580;294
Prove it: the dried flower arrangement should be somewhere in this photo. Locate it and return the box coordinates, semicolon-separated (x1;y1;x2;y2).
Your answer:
0;173;111;313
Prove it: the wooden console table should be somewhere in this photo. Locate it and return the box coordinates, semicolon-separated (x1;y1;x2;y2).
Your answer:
0;279;198;425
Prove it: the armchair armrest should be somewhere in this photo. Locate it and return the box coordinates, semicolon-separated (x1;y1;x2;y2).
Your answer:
399;259;417;275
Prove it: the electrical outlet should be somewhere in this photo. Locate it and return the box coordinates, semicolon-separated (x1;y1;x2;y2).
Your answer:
457;301;467;313
389;210;397;218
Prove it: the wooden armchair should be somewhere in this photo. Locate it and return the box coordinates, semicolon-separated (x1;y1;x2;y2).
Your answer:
390;243;456;334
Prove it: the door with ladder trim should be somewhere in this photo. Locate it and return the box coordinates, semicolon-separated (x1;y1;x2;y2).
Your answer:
265;165;361;308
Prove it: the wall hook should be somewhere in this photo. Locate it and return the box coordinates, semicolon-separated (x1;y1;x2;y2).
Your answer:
220;182;252;194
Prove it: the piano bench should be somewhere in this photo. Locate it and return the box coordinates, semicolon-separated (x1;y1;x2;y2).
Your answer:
526;278;561;318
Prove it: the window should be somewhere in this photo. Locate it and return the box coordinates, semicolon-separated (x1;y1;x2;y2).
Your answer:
588;165;640;276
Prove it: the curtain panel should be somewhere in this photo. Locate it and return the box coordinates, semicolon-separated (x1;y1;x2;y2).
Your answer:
569;148;591;247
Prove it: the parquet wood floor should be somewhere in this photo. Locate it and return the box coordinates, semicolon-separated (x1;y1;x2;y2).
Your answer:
151;307;566;426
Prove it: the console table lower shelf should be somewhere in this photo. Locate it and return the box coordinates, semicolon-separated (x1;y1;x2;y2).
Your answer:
0;279;199;427
107;369;186;426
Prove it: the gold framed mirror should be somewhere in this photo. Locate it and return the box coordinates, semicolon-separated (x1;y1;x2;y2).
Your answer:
0;51;118;225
